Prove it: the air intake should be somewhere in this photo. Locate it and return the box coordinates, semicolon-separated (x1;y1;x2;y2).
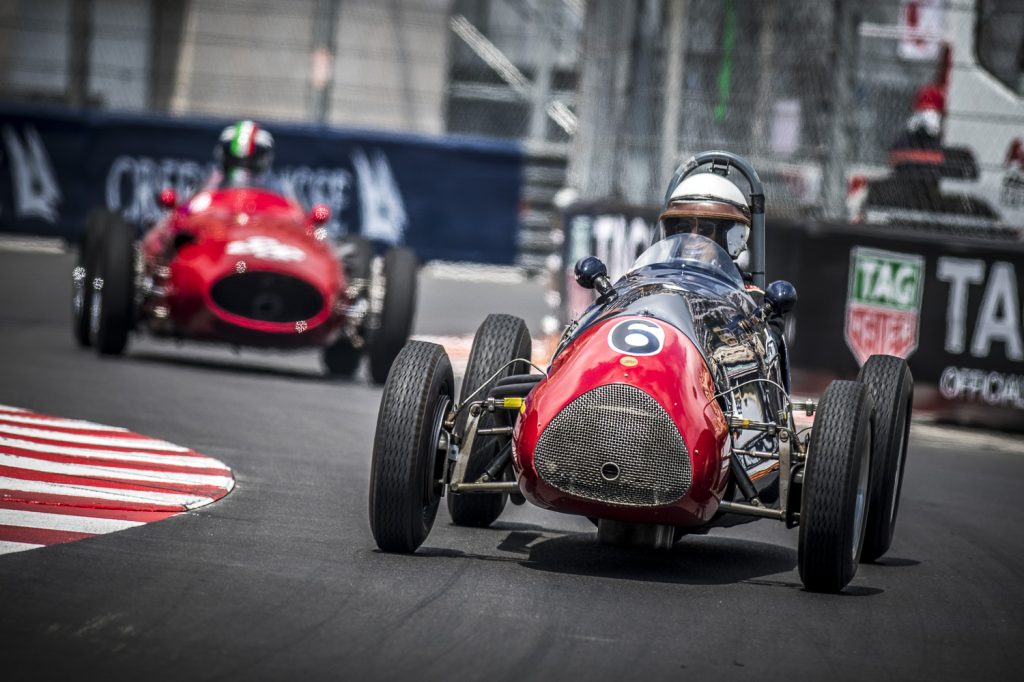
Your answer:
210;272;322;323
534;383;691;507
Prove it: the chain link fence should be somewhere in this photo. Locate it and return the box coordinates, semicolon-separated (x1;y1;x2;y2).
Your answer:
0;0;1021;260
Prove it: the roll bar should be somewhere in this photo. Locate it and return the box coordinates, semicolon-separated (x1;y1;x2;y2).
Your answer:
662;150;766;291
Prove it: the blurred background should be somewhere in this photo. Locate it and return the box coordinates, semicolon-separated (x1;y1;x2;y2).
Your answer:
1;0;1021;259
0;0;1022;426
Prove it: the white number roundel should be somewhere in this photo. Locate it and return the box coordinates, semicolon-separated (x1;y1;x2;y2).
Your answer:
607;319;665;356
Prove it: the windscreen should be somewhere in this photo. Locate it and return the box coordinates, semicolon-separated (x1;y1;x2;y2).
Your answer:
627;234;744;288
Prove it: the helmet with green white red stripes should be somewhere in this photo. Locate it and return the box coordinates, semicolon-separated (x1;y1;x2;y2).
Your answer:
215;120;274;175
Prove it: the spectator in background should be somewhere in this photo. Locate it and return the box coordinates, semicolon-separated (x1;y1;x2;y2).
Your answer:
890;84;946;167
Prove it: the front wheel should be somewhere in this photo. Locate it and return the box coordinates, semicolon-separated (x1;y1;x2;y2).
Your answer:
368;341;453;553
71;210;109;347
858;355;913;562
798;380;874;593
368;247;418;385
91;212;136;356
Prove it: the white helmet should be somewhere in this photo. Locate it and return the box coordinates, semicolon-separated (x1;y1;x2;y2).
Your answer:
658;172;751;259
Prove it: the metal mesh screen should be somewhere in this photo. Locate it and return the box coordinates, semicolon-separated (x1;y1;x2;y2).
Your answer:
0;0;1020;254
534;383;692;507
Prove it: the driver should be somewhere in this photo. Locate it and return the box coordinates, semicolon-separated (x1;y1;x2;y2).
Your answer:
211;120;279;190
658;171;789;356
658;171;751;270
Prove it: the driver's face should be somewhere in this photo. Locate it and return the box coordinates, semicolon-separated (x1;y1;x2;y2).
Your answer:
667;216;724;238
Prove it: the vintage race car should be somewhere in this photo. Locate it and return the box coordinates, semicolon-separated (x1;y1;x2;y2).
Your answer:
71;185;416;383
367;151;913;593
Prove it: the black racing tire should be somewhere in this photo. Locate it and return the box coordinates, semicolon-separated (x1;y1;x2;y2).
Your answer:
322;335;362;377
71;210;110;347
368;247;418;385
92;212;136;356
857;355;913;563
369;341;453;553
447;314;531;528
798;380;874;593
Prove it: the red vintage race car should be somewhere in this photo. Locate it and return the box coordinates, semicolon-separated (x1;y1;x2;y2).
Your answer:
367;151;913;593
71;184;416;383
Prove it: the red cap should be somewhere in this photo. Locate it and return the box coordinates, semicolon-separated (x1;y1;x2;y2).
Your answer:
914;85;946;114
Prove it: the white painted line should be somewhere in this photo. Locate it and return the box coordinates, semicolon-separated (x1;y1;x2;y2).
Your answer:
0;454;234;488
0;425;189;451
0;405;29;413
0;509;144;534
421;261;530;284
0;478;214;508
0;414;129;432
0;236;65;254
0;540;43;555
0;436;228;470
910;422;1024;454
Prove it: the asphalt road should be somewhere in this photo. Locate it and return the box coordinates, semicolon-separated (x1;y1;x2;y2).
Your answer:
1;249;1022;681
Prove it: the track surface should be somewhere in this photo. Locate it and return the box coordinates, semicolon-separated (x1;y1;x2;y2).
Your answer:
1;250;1022;681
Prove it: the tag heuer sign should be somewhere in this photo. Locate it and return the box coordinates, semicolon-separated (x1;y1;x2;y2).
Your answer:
845;247;925;365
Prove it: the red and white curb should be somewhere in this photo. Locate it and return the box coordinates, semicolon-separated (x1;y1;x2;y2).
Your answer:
0;404;234;556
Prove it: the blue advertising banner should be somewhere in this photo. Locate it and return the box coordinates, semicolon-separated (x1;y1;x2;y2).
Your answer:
0;105;524;264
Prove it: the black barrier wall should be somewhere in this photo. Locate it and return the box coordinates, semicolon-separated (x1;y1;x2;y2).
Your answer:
772;221;1024;427
558;202;1024;429
0;105;524;264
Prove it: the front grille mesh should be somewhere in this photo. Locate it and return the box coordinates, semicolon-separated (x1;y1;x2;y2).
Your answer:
210;272;323;323
534;383;691;507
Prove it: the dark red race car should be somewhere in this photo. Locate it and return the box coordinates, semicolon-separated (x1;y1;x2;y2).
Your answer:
71;184;416;383
368;151;913;593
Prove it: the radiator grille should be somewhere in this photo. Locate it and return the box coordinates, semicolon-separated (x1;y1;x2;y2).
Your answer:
534;383;691;507
210;272;323;323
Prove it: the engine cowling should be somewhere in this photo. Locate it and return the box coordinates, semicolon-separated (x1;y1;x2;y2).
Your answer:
513;315;730;526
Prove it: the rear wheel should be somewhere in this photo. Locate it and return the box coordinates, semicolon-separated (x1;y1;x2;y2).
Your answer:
322;335;362;377
71;210;109;347
368;247;418;385
447;314;532;527
368;341;453;553
798;380;874;593
858;355;913;562
338;234;373;286
91;213;136;356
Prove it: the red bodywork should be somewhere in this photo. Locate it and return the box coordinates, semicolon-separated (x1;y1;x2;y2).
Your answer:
513;316;731;527
140;188;346;348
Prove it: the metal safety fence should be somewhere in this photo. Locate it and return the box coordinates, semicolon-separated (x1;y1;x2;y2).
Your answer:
0;0;1021;264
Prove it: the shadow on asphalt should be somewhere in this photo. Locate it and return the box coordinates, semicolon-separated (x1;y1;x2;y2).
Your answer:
520;532;887;595
128;350;343;383
366;529;887;596
870;556;920;568
410;522;858;591
515;531;802;587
